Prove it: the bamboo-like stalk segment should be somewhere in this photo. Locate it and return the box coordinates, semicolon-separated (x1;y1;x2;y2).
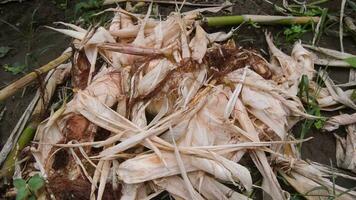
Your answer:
0;63;71;178
0;50;72;102
0;121;39;178
203;15;320;27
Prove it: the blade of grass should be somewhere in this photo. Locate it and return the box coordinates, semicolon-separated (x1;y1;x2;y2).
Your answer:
308;0;330;6
312;8;328;45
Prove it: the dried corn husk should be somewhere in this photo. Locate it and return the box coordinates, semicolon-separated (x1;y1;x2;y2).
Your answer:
335;124;356;173
32;68;122;173
323;113;356;131
277;157;356;200
318;70;356;110
18;4;356;200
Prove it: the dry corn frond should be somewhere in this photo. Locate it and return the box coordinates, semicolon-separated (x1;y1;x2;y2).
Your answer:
18;4;354;200
324;113;356;131
335;125;356;173
277;156;356;200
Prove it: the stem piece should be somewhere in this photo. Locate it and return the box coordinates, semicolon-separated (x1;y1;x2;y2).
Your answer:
0;63;71;178
0;49;72;102
0;121;38;178
203;15;320;27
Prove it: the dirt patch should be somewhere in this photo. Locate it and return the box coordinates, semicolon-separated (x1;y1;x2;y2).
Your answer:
0;0;71;145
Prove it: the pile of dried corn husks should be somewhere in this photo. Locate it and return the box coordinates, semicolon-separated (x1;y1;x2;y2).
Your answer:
15;4;356;200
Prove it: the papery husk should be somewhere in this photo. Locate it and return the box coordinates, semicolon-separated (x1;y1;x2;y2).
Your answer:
309;80;355;110
335;124;356;173
117;90;252;189
303;44;356;67
154;176;191;200
318;70;356;110
189;22;209;63
72;49;91;90
20;4;347;200
188;172;251;200
333;64;356;174
232;98;286;200
32;67;122;178
225;34;317;199
136;58;176;97
303;44;355;60
266;33;314;95
227;68;308;139
120;183;144;200
323;113;356;131
277;157;356;200
46;26;86;40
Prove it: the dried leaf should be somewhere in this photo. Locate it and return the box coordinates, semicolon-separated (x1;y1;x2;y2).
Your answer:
323;113;356;131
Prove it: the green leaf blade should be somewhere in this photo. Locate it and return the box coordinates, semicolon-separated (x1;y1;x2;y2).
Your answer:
13;179;26;189
344;57;356;68
2;63;26;75
28;195;36;200
28;174;44;192
16;187;30;200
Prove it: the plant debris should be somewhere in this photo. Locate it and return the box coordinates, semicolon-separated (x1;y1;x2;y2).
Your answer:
1;3;356;200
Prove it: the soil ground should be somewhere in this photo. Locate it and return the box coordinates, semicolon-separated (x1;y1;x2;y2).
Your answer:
0;0;355;198
0;0;71;144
